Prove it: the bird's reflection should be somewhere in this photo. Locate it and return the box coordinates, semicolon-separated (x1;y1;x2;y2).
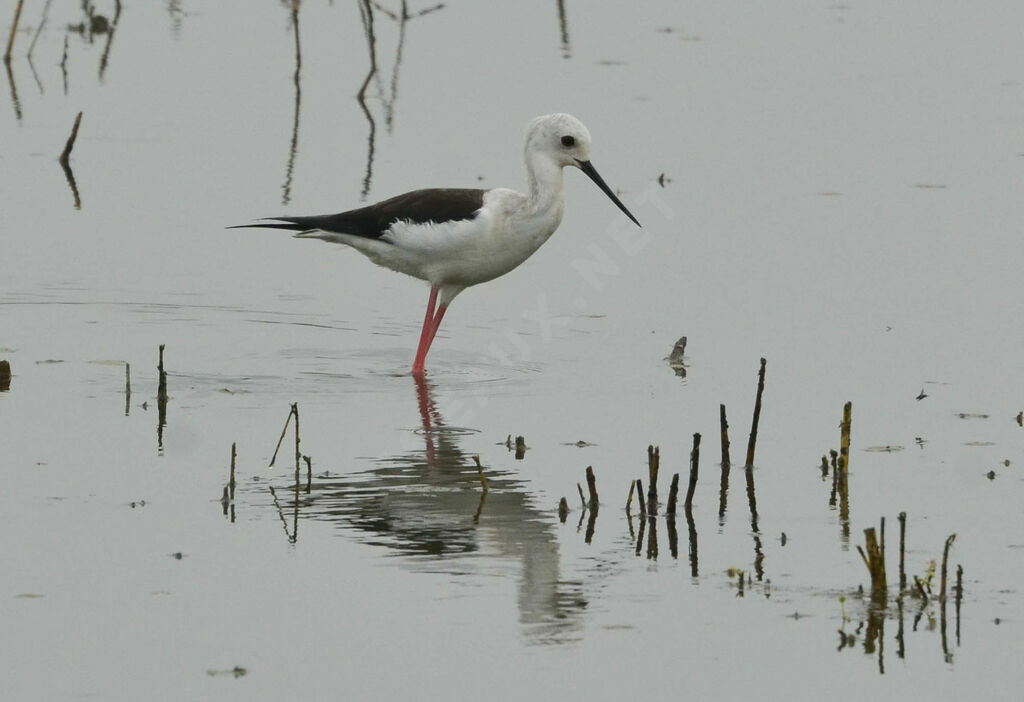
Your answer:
264;374;586;644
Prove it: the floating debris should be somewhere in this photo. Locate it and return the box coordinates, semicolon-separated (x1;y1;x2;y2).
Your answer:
206;666;247;678
864;445;904;453
916;388;927;401
667;336;687;376
986;470;996;480
955;412;990;420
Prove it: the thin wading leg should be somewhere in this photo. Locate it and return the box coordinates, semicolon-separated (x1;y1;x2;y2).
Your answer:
412;286;439;374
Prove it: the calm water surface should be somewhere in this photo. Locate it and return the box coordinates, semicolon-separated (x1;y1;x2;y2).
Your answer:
2;1;1023;699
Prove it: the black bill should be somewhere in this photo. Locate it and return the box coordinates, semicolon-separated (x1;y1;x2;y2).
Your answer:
576;159;641;227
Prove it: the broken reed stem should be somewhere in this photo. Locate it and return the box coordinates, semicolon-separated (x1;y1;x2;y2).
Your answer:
744;357;766;467
955;564;963;605
666;473;679;515
625;480;635;512
685;432;701;508
577;482;586;509
647;445;659;515
898;512;907;591
636;479;646;516
838;402;852;473
557;497;569;522
585;466;599;507
4;0;24;62
719;403;731;469
860;526;887;592
473;455;488;491
880;516;886;576
59;111;83;166
230;442;237;490
269;403;297;467
940;533;957;603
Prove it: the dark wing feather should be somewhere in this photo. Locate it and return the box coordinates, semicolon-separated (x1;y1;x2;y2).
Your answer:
230;188;487;239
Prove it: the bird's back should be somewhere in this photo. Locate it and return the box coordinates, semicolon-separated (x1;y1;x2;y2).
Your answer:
254;188;487;238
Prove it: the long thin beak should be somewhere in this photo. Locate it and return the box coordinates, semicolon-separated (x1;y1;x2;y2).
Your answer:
576;159;641;227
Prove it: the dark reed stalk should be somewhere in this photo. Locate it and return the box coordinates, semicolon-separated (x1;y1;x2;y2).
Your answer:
666;473;679;515
940;533;957;603
685;432;701;508
719;403;731;469
744;358;766;467
838;402;852;473
647;445;659;514
557;497;569;523
585;466;599;507
898;512;907;591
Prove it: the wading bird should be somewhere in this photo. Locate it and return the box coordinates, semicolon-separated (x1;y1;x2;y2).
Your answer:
233;113;640;375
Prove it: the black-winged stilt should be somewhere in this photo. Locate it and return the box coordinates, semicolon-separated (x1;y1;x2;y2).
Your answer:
233;113;640;375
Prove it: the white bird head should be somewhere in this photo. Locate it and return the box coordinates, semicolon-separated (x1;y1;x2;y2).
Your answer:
525;113;640;227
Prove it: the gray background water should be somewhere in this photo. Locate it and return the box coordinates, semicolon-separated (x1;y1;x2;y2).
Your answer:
2;1;1023;699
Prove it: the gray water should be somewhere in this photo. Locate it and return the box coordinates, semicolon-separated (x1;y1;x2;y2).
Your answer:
2;1;1023;699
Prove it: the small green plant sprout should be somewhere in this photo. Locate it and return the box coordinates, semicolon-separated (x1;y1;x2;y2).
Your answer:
839;595;849;624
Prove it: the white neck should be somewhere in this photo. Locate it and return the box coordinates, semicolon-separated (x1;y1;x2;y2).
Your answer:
523;150;566;216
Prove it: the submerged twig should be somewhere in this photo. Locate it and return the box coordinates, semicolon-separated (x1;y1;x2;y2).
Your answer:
59;111;83;166
473;455;488;491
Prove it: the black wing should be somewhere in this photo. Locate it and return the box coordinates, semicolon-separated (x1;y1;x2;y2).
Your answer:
231;188;487;239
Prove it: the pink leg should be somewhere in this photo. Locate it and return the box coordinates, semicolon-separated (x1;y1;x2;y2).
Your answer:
412;286;439;375
425;304;448;352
